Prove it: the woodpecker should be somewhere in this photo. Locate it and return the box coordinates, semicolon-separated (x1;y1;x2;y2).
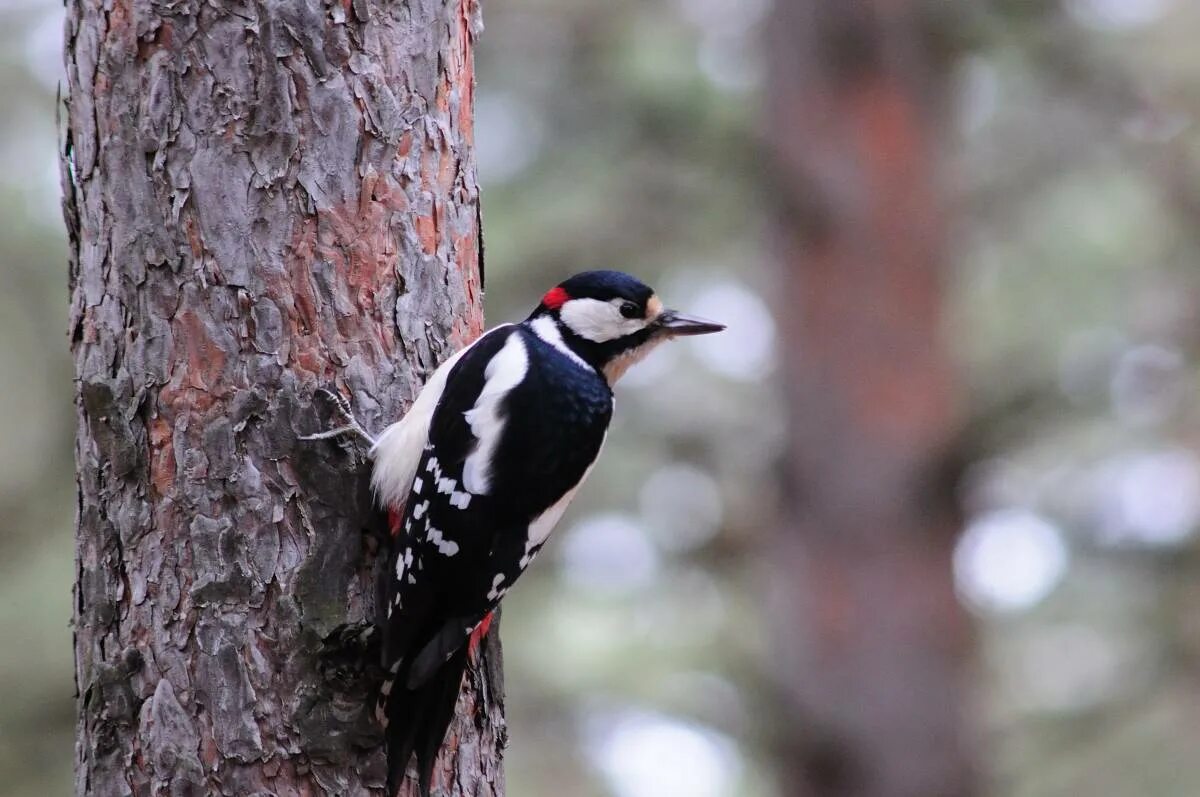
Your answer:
306;270;723;796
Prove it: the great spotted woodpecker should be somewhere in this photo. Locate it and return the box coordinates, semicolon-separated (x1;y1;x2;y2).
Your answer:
306;270;723;796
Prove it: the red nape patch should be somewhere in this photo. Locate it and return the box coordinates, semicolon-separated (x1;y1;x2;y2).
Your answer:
388;508;403;538
542;286;569;310
467;611;495;660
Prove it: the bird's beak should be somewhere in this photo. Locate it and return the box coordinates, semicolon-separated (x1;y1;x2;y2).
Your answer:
653;310;726;338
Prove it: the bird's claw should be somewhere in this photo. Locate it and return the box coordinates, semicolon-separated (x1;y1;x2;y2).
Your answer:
318;387;355;423
301;387;378;446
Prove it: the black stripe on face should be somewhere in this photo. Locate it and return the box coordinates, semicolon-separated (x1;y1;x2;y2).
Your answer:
555;319;656;373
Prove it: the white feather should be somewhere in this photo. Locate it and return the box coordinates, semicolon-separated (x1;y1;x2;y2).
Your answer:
529;315;590;367
370;341;477;509
559;297;650;342
462;332;529;494
528;484;580;547
519;452;603;568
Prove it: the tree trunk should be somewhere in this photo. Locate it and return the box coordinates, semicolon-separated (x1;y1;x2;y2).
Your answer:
62;1;501;794
764;3;973;797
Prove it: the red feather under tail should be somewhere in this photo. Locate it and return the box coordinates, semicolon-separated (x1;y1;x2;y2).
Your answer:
467;611;494;661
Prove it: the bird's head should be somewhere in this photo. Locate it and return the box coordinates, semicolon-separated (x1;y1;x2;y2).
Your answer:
526;270;725;383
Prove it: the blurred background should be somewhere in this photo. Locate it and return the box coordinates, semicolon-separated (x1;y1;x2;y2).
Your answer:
3;0;1200;795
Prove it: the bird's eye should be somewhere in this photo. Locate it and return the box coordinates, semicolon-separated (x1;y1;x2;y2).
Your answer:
619;301;640;319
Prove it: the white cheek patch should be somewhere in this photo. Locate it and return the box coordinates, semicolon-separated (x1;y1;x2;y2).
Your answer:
559;298;650;342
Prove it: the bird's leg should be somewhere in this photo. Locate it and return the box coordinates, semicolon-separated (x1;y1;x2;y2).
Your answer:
301;387;378;447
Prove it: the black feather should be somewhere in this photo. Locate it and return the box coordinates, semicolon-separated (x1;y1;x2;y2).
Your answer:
408;617;477;689
416;647;470;797
382;649;470;797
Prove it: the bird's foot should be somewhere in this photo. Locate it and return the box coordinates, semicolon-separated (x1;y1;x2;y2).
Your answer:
317;621;384;689
301;387;378;447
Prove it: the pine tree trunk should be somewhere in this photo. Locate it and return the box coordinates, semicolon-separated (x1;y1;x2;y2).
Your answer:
62;1;502;794
765;3;974;796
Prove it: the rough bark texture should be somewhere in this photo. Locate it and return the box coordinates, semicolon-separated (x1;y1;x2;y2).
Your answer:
765;3;973;797
62;0;502;794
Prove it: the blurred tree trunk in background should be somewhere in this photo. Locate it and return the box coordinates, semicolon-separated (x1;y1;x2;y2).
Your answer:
765;3;972;797
62;1;501;794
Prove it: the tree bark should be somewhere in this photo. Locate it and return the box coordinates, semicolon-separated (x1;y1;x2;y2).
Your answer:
765;3;973;797
62;1;501;794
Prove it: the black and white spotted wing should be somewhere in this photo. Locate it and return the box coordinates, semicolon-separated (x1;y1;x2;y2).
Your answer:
380;321;613;689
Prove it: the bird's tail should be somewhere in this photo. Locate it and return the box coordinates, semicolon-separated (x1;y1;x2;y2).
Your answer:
379;647;469;797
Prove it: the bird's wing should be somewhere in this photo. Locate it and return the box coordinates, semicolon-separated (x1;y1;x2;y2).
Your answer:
376;325;517;797
377;325;517;665
369;325;514;511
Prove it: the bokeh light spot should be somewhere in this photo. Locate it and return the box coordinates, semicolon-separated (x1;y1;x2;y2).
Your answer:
559;513;660;595
954;509;1068;614
586;709;740;797
684;281;775;382
639;463;723;552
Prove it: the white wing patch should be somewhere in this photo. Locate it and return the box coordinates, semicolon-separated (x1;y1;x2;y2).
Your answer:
370;341;478;510
394;547;413;581
487;573;506;601
462;332;529;495
434;471;472;509
427;526;460;556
